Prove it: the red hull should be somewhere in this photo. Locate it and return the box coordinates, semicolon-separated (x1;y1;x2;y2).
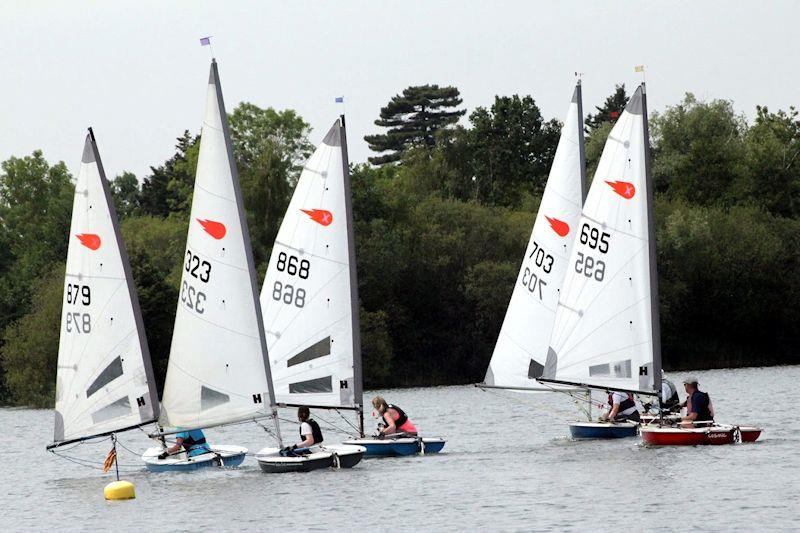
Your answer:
739;427;762;442
641;427;735;446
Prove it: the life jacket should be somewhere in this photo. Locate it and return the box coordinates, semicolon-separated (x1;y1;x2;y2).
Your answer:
386;404;408;428
181;430;208;454
692;391;713;422
299;418;324;445
663;380;680;408
608;392;636;413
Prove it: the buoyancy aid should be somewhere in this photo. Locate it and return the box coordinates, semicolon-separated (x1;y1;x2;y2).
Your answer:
608;392;636;413
299;418;324;445
386;404;408;428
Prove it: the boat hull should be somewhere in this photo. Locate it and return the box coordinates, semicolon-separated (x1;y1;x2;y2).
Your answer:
342;437;446;456
142;445;247;473
569;422;639;439
641;425;762;446
255;444;365;473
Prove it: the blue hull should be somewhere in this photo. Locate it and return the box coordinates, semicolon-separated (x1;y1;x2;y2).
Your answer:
569;423;638;439
344;439;446;457
145;453;246;473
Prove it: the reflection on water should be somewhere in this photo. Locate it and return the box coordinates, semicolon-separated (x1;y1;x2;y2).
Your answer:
1;366;798;531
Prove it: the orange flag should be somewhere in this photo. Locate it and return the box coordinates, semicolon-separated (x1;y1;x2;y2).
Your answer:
102;447;117;473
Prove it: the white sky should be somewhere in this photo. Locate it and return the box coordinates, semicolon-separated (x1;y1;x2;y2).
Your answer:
1;1;798;181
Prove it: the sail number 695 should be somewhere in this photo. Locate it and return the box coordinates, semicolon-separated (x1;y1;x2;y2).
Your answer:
575;252;605;281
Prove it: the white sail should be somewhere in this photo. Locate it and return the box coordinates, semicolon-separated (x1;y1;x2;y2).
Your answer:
543;85;659;394
483;85;585;388
52;132;158;447
159;60;274;431
260;119;362;409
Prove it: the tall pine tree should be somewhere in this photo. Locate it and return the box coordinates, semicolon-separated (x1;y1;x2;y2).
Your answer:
365;85;465;165
585;84;628;131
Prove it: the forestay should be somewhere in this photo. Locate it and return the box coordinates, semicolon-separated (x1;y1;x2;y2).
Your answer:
159;60;274;431
483;85;585;388
260;119;361;409
542;85;659;394
51;132;159;447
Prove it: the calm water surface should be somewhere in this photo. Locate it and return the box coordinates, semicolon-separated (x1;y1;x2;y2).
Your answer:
2;366;798;532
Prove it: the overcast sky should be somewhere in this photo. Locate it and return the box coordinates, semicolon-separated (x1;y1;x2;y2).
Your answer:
1;1;798;181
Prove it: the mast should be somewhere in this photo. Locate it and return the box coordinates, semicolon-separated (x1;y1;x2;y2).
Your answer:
339;114;365;437
575;81;588;204
210;58;283;446
641;83;663;397
89;128;160;422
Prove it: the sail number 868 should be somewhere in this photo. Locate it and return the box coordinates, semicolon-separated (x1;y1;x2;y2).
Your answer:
272;282;306;308
277;252;310;279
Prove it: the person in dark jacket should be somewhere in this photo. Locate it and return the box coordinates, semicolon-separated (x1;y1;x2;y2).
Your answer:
680;376;715;427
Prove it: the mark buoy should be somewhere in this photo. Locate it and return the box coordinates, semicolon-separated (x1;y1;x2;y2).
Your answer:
104;480;135;500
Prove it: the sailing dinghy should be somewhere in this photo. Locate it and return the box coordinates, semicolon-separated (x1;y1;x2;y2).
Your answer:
481;81;587;397
537;85;660;439
142;59;280;471
48;130;160;454
254;116;366;471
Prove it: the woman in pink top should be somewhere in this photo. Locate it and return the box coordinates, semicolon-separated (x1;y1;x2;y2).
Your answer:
372;396;418;436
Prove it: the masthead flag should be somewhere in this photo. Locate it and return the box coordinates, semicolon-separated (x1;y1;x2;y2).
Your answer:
634;65;645;72
335;96;344;103
200;36;212;46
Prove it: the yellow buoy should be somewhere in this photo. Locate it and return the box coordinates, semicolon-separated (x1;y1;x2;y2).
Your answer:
104;480;135;500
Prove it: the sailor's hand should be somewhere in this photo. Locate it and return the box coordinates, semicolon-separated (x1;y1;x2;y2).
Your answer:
376;432;385;440
158;451;168;460
290;444;298;451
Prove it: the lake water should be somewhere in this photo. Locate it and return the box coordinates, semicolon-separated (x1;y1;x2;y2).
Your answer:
2;365;798;532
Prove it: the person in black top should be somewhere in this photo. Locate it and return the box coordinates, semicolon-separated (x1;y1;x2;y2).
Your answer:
282;406;324;456
680;376;715;427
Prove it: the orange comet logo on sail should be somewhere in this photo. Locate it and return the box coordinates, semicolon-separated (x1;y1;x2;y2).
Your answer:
545;216;570;237
606;180;636;199
76;233;101;250
301;209;333;226
197;219;227;239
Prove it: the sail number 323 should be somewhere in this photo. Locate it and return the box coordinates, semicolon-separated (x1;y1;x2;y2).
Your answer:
182;250;210;314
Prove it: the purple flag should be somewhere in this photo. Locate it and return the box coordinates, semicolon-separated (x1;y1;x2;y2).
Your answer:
335;96;344;103
200;36;211;46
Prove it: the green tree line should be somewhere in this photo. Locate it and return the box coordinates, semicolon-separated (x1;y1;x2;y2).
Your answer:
1;86;798;407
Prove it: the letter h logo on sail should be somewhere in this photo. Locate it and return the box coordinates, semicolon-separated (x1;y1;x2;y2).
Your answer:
340;380;348;389
252;393;262;404
639;366;648;376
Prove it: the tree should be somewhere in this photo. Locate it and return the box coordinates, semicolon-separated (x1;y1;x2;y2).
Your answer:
736;106;800;218
364;85;466;165
585;84;628;131
651;94;746;204
468;95;561;206
0;264;63;407
139;131;198;218
0;151;73;327
228;103;314;272
109;171;140;220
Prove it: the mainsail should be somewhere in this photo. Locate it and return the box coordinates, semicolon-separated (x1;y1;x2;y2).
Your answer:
159;59;275;431
541;84;662;395
50;131;159;448
260;117;363;414
483;83;586;389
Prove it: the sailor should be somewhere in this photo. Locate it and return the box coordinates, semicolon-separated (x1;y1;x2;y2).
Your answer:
282;406;323;456
661;378;681;412
600;391;641;423
372;396;418;437
680;376;715;427
158;428;211;459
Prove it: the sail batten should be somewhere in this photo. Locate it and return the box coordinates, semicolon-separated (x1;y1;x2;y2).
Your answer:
51;131;158;448
158;60;274;432
483;86;586;388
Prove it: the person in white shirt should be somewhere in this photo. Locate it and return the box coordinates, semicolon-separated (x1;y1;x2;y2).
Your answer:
281;406;324;456
600;391;641;423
